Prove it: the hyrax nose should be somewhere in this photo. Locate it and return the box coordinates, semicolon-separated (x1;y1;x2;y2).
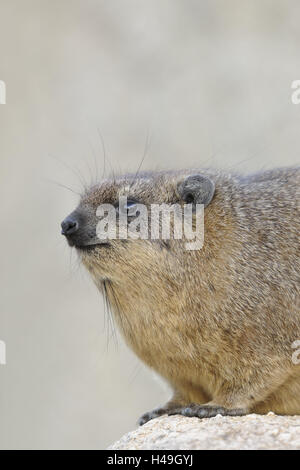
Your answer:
61;214;79;236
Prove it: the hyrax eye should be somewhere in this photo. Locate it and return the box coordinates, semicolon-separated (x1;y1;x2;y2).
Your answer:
126;200;138;210
115;199;139;216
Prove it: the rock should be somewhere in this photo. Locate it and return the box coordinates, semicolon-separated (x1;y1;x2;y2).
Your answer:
108;414;300;450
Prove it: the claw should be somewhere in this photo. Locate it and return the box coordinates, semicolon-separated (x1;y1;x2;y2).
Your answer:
138;408;167;426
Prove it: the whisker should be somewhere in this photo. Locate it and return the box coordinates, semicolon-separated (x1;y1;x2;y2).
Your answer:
130;130;152;188
102;280;119;350
128;362;143;385
87;140;100;187
97;128;107;180
49;153;88;192
44;177;81;196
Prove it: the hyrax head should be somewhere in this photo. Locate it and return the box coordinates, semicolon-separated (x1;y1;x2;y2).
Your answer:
61;170;215;280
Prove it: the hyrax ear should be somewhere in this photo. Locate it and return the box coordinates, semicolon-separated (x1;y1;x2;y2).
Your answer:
177;175;215;208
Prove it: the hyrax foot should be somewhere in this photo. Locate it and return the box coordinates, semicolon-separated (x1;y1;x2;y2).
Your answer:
138;407;169;426
139;392;190;425
168;404;247;419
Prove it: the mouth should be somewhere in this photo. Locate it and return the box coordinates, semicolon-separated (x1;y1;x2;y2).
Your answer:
71;242;110;252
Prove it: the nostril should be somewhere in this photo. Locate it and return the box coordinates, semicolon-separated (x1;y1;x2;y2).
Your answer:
61;216;79;236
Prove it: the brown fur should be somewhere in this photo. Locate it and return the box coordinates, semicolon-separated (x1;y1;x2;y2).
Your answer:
67;167;300;421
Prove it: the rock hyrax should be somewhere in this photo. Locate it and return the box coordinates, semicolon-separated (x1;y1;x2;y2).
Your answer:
61;167;300;423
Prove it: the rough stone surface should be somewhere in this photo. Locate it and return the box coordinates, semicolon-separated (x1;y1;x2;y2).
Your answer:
109;413;300;450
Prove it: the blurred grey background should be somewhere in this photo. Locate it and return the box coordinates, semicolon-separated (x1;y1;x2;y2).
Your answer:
0;0;299;449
